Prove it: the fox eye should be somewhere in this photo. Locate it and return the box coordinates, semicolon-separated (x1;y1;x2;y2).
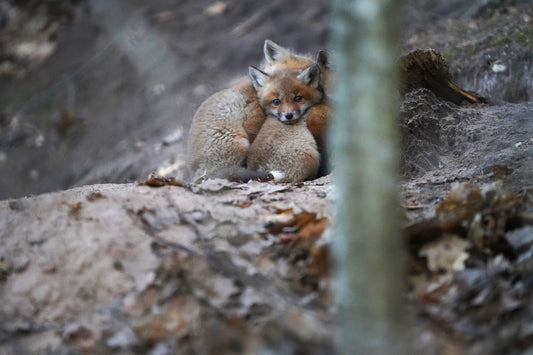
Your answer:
294;96;303;102
272;98;281;106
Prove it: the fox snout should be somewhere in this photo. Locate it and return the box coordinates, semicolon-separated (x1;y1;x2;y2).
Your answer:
275;110;302;124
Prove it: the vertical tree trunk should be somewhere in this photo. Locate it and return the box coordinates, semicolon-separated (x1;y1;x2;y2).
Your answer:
330;0;406;353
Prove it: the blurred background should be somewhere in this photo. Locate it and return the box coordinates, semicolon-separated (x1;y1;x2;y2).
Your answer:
1;0;532;200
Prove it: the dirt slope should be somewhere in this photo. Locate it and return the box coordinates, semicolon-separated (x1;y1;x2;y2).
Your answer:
0;0;329;199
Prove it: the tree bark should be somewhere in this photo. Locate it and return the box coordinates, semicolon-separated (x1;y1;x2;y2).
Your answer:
330;0;407;353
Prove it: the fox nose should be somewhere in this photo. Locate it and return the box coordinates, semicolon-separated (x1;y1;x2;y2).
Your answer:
284;113;294;120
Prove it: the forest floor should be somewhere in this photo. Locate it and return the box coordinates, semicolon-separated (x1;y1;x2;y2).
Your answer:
1;0;533;354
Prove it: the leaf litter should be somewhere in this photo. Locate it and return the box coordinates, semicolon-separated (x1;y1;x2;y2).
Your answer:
131;174;533;353
406;183;533;352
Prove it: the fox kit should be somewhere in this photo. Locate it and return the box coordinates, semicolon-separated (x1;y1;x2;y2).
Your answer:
187;40;330;182
259;40;332;175
246;65;323;182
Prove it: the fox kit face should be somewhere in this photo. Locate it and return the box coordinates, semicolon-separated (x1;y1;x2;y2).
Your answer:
249;65;322;124
263;40;331;92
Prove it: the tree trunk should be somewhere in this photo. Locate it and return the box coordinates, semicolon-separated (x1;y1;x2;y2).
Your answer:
330;0;407;353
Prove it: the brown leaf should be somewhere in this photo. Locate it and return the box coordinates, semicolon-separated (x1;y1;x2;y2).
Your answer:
409;273;454;304
63;202;82;216
419;235;471;273
85;192;105;201
436;184;484;222
275;207;294;215
238;199;253;208
306;245;331;277
142;174;185;187
491;164;514;179
134;296;200;344
270;210;328;244
296;212;327;239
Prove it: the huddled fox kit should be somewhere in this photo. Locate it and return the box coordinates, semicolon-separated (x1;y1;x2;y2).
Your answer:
246;65;325;182
187;40;331;183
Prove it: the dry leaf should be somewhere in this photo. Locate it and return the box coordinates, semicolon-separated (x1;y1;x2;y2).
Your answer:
142;174;185;187
134;296;200;344
64;201;82;215
295;211;327;239
419;235;471;273
306;246;331;277
409;273;454;303
85;191;105;201
268;209;327;243
436;183;484;222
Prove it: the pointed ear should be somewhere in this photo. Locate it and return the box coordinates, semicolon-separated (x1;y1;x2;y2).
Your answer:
316;50;329;71
249;66;269;90
297;65;320;88
264;40;290;63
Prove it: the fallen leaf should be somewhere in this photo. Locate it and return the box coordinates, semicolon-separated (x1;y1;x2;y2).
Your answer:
493;164;514;178
275;207;294;215
409;273;454;304
436;183;484;222
64;201;82;215
142;174;185;187
419;235;471;273
295;211;327;239
306;245;331;277
267;209;327;243
63;322;94;342
85;192;105;201
135;296;200;344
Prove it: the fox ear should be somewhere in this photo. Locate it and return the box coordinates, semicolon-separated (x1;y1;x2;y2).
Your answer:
297;64;320;88
249;66;269;90
316;50;329;71
264;40;290;63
